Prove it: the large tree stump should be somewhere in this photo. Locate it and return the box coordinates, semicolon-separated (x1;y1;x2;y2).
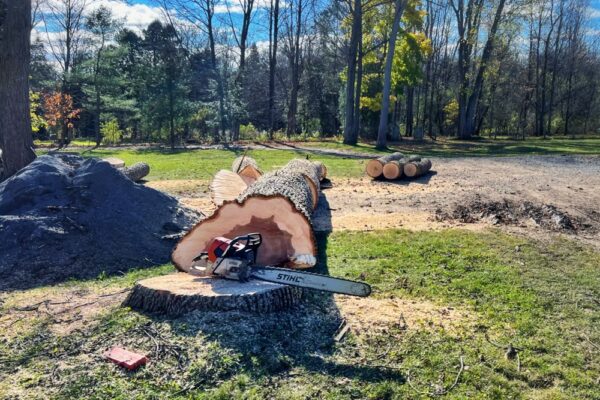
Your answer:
123;273;302;315
366;152;404;178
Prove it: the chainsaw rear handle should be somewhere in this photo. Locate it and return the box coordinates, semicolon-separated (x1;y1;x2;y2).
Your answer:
222;233;262;264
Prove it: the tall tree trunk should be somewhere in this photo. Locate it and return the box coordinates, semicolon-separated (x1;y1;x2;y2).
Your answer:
463;0;506;137
376;0;406;149
268;0;280;138
94;36;105;146
0;0;35;180
286;0;303;138
169;79;175;150
352;19;363;143
547;0;564;136
206;3;225;142
405;86;414;138
343;0;361;145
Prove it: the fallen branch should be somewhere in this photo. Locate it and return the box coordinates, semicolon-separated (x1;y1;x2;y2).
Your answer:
407;355;465;397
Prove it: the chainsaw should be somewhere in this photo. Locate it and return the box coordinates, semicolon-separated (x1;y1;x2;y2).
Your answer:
190;233;371;297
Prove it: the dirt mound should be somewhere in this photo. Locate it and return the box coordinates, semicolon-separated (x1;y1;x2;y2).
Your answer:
436;196;581;232
0;154;202;290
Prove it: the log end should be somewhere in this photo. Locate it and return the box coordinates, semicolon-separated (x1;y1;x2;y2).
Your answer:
366;160;384;178
404;163;418;177
172;195;317;271
123;273;303;316
382;162;402;180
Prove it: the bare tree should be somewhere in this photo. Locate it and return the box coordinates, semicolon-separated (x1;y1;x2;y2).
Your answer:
0;0;36;180
376;0;407;149
268;0;281;138
169;0;226;141
42;0;88;144
343;0;361;144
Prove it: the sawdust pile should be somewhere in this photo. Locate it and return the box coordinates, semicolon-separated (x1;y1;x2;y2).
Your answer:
0;154;201;290
435;196;581;232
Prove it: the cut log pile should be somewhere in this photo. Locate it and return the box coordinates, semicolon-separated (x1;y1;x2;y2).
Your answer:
174;157;327;272
366;152;432;181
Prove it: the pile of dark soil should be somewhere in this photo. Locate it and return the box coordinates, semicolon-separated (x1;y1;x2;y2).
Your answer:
0;154;202;290
435;196;580;232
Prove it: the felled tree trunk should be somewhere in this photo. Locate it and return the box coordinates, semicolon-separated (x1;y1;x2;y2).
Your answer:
404;159;432;178
121;162;150;182
174;159;323;271
123;273;302;316
366;152;404;178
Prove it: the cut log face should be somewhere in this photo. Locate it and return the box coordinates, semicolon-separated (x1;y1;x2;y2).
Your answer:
172;195;316;271
232;156;262;185
382;160;404;180
210;170;248;206
404;158;432;178
366;152;404;178
123;273;303;315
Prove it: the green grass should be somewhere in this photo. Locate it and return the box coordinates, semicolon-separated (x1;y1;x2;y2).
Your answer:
77;148;370;180
1;229;598;399
299;136;600;157
34;136;600;182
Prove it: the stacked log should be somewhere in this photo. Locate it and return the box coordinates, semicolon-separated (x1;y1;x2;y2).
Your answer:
365;152;404;178
366;154;432;181
404;158;432;178
173;158;323;272
382;160;404;180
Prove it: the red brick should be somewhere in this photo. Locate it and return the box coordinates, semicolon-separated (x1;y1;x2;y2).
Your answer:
104;347;148;370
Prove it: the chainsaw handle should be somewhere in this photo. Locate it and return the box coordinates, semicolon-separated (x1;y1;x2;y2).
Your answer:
223;233;262;263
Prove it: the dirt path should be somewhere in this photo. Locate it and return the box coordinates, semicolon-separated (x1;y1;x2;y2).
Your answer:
312;155;600;245
167;155;600;246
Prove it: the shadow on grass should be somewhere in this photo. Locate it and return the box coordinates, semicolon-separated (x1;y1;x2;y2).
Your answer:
140;193;404;387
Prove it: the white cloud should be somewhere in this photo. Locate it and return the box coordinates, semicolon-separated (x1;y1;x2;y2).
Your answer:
214;0;273;14
588;7;600;19
90;0;167;33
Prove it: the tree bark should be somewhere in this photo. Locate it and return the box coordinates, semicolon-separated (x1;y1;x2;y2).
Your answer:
343;0;361;145
268;0;280;138
286;0;303;138
352;27;363;143
403;158;432;178
406;86;414;138
376;0;406;149
462;0;506;138
0;0;35;181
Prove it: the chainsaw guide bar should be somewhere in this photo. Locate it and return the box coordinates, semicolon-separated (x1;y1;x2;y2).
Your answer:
191;233;372;298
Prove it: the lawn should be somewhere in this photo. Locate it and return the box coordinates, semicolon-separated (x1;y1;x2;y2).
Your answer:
1;229;598;399
299;136;600;157
34;135;600;182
